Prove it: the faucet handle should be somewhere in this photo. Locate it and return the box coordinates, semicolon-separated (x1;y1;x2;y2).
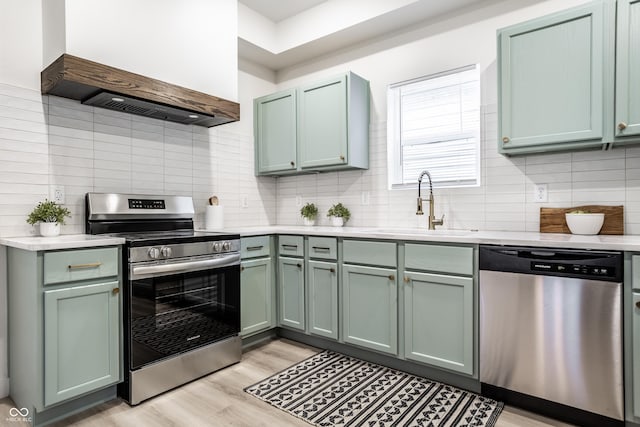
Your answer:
433;214;445;226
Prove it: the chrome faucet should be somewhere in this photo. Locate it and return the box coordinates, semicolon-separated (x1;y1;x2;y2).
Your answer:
416;170;444;230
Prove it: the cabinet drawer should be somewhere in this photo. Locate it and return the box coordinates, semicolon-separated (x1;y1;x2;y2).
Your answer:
308;237;337;260
633;255;640;290
343;240;396;267
278;235;304;257
405;243;473;276
44;247;119;285
241;236;271;259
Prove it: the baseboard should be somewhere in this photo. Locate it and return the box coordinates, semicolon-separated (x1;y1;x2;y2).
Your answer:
0;376;9;398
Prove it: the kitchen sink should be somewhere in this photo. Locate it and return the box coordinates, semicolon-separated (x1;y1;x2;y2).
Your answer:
359;228;476;236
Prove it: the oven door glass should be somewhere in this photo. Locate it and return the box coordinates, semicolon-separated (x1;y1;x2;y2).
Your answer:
129;265;240;369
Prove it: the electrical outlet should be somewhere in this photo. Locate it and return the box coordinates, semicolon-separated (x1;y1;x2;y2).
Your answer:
295;195;302;207
241;196;248;208
50;185;65;204
361;191;370;206
534;184;548;203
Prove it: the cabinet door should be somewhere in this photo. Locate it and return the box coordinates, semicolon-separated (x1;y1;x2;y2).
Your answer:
634;292;640;418
308;260;338;340
498;2;611;154
255;89;297;174
404;271;473;375
342;264;397;355
240;258;273;337
616;0;640;140
298;75;348;169
278;257;305;330
44;281;120;406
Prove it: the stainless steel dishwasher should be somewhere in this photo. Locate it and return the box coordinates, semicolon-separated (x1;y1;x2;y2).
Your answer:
479;245;624;427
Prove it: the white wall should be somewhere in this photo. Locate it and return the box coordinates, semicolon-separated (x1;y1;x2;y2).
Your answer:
270;0;640;233
42;0;238;101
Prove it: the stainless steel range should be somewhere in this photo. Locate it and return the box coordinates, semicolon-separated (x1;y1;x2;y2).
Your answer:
86;193;241;405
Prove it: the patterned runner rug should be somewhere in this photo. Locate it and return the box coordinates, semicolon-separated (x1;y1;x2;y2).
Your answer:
245;350;503;427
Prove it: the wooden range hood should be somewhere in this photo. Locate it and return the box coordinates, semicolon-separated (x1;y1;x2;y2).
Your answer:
42;54;239;127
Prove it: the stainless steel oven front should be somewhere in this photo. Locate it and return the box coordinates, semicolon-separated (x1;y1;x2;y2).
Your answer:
123;243;241;404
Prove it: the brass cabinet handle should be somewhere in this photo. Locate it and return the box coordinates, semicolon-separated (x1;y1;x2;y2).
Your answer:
403;277;410;283
246;246;264;251
296;263;302;269
112;288;120;295
636;301;640;309
240;266;245;271
282;244;298;250
68;262;102;270
339;155;345;161
312;246;331;252
388;274;395;281
329;268;336;273
618;122;628;131
502;137;510;143
290;161;295;167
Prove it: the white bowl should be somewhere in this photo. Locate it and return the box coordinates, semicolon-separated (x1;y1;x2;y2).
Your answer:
565;213;605;235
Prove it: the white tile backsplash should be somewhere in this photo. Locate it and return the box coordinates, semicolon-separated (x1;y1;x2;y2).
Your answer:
0;83;276;237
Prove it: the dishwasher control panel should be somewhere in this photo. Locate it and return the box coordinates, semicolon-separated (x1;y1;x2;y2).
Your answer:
531;262;616;278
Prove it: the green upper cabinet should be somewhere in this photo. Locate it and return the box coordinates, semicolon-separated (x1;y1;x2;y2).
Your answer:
254;72;370;176
615;0;640;141
498;1;616;155
298;73;369;171
254;89;297;174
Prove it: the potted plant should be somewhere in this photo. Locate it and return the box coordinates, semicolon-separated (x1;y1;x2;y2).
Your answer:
327;203;350;227
26;199;71;237
300;202;318;226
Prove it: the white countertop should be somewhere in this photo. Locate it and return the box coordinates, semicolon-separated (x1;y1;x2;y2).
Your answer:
0;234;126;251
218;226;640;251
4;227;640;252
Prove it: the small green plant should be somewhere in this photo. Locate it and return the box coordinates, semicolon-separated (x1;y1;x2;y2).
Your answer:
300;202;318;220
327;203;351;222
26;199;71;225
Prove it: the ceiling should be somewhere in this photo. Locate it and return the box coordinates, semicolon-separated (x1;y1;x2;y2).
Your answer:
238;0;328;23
237;0;493;73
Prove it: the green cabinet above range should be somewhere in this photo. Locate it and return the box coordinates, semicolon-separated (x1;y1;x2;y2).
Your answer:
498;0;640;155
254;72;370;176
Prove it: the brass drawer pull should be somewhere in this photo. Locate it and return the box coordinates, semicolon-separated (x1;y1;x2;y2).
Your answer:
68;262;102;270
502;136;510;143
339;155;345;161
312;246;331;252
329;268;336;273
112;288;120;295
282;244;298;250
246;246;264;251
388;274;395;281
296;263;302;269
404;277;410;283
618;122;628;131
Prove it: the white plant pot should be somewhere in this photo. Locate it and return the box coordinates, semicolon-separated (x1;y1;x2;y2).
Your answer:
331;217;345;227
39;222;60;237
303;217;316;226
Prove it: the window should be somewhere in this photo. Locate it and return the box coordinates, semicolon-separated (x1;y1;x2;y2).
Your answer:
387;64;480;189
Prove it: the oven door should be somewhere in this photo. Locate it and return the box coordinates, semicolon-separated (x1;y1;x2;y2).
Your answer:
128;253;240;369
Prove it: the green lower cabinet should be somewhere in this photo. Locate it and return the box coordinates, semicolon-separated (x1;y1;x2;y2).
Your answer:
308;260;338;340
342;264;397;355
43;280;120;406
279;256;305;330
633;291;640;418
240;258;273;337
404;271;473;375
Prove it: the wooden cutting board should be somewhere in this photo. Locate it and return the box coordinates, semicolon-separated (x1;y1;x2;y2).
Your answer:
540;205;624;235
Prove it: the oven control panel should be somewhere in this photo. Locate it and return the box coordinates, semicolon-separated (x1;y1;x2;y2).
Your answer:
130;239;240;262
128;198;166;209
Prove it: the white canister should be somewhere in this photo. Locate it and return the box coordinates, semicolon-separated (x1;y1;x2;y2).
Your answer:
205;205;224;230
40;222;61;237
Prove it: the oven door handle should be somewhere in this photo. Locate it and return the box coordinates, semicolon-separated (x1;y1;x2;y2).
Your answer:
131;253;241;278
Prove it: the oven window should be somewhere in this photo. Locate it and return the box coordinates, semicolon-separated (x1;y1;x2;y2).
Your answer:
129;265;240;369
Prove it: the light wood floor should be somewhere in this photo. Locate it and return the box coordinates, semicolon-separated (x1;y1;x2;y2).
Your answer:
0;338;574;426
